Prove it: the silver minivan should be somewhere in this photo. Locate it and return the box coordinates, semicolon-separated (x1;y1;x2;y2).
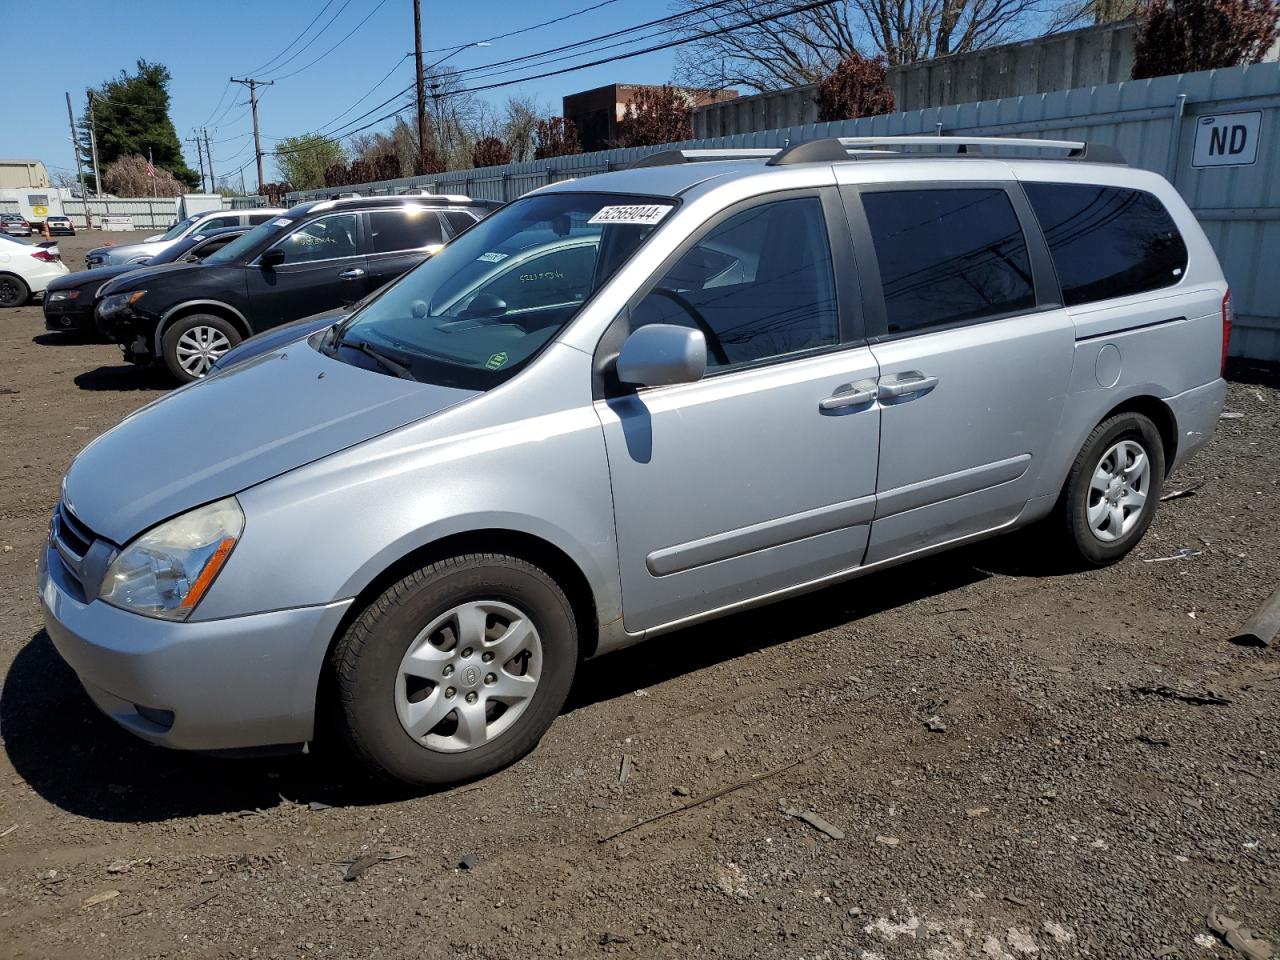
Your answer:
41;137;1229;786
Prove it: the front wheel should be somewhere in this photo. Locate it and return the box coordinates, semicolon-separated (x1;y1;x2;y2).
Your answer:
330;554;578;787
1056;411;1166;566
161;313;241;382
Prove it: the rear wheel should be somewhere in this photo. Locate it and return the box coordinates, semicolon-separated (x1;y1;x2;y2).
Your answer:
1055;411;1165;566
0;274;29;308
330;554;578;787
161;313;240;382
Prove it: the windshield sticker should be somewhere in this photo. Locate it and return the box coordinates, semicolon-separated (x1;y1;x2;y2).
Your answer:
477;251;508;263
273;218;292;227
485;352;509;371
588;204;671;226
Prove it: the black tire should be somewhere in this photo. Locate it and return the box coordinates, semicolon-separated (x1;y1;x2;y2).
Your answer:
160;313;241;383
330;553;578;787
0;274;29;308
1055;411;1166;566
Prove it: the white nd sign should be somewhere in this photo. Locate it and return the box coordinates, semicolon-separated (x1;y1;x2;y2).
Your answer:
1192;111;1262;168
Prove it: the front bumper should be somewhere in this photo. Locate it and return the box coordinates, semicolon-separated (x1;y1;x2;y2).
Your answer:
1165;377;1227;473
43;295;96;333
39;542;352;751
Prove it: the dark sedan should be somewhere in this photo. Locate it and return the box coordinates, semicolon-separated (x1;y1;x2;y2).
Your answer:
42;226;248;337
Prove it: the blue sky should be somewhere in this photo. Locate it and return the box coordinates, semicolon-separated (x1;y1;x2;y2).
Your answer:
11;0;680;187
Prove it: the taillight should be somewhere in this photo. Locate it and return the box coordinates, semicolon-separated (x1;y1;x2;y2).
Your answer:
1221;289;1234;375
31;249;59;263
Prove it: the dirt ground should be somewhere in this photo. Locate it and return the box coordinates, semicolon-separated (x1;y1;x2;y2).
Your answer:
0;231;1276;960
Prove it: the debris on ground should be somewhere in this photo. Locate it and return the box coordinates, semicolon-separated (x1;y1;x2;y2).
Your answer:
342;847;414;882
82;891;119;908
925;715;948;733
458;853;478;871
875;835;900;847
783;806;846;840
1161;483;1205;502
1142;548;1204;562
1128;685;1231;706
1209;908;1276;960
672;785;690;797
1221;411;1245;419
1231;583;1280;648
618;753;632;785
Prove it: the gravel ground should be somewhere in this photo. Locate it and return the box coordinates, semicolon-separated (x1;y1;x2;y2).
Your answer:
0;232;1276;960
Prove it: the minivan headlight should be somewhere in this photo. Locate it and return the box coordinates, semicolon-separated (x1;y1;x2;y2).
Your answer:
100;498;243;620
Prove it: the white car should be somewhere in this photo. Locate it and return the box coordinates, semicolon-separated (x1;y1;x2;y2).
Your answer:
0;235;69;307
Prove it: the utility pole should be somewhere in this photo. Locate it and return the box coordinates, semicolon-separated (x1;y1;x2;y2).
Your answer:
188;132;207;192
65;92;92;229
203;128;216;194
413;0;427;162
230;77;273;194
87;92;103;198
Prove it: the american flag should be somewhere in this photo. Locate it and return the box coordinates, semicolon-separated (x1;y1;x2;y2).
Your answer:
145;157;155;178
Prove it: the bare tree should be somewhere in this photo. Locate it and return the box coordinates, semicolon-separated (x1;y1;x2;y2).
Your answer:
673;0;1051;90
502;95;542;163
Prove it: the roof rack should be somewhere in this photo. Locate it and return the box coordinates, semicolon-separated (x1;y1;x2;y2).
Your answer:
627;136;1127;170
628;148;783;168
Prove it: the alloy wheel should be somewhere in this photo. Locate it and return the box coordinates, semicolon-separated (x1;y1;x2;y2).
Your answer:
175;324;232;377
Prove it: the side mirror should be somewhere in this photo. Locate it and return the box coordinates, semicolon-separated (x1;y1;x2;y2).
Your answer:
460;293;507;320
616;324;707;387
259;248;285;269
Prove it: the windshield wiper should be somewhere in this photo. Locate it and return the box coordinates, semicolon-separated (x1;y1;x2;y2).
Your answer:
335;336;417;381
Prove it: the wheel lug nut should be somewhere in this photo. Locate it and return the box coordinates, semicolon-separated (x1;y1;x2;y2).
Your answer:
484;673;496;685
481;652;494;663
445;687;456;699
442;665;454;677
461;647;473;658
465;691;478;704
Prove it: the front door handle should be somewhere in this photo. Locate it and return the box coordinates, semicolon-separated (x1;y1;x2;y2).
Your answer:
820;380;878;411
338;267;366;280
878;372;939;400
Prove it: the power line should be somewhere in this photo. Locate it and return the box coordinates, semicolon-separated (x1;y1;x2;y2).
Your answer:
269;0;841;160
266;0;394;82
245;0;339;76
198;80;232;127
259;0;354;78
420;0;619;53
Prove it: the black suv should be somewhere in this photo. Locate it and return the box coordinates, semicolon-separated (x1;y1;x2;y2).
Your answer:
96;194;501;381
43;226;247;337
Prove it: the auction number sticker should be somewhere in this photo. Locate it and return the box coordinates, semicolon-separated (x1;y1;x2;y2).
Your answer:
588;204;671;226
273;218;293;227
477;251;508;263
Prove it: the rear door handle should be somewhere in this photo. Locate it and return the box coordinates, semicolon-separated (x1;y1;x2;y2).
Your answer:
338;267;366;280
820;379;878;411
878;372;939;400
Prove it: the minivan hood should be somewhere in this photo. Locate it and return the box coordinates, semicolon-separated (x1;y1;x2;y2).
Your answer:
63;341;478;545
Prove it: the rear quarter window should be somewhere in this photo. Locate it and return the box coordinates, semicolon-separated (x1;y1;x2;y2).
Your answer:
1023;183;1188;307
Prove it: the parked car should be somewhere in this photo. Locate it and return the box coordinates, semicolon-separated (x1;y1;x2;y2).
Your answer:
43;226;249;337
0;235;68;307
41;137;1228;787
84;208;286;268
97;194;501;381
1;214;33;237
45;215;75;236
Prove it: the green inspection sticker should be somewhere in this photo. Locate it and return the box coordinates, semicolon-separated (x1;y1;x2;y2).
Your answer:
485;352;509;370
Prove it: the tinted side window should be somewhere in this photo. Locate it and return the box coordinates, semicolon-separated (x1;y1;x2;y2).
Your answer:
633;197;839;370
863;188;1035;335
198;215;241;232
247;213;276;225
1024;183;1187;306
193;234;238;257
368;209;444;253
442;210;477;237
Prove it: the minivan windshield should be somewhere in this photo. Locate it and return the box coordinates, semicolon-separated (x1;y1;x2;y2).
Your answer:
333;192;674;389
